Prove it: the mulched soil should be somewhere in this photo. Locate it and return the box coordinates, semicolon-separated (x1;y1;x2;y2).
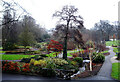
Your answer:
72;63;103;79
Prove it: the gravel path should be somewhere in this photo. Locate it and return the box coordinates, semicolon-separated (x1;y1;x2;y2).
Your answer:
78;46;117;80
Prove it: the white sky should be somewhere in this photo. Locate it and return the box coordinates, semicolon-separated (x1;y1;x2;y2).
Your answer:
2;0;120;29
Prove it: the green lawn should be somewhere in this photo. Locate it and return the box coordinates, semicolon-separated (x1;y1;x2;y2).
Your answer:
2;55;35;60
101;50;109;53
111;63;120;80
46;52;57;57
113;47;120;53
1;48;83;60
46;49;83;57
67;49;83;57
0;51;6;53
0;47;2;49
106;40;120;46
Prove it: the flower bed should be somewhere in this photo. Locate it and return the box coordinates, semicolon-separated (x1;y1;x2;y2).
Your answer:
2;57;82;79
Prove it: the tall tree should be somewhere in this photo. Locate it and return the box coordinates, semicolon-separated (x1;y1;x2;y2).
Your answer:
53;5;84;59
93;20;114;41
19;16;36;52
2;2;18;50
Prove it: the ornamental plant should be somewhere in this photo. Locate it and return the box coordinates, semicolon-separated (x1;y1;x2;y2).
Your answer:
21;63;30;72
73;57;83;67
34;60;46;67
2;61;20;73
86;40;95;71
47;40;63;57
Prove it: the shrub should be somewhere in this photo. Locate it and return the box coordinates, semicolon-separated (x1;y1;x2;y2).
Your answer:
52;58;68;66
71;61;79;67
35;43;41;48
34;60;46;67
39;68;56;77
3;42;17;50
73;57;83;67
30;59;35;64
21;63;30;72
93;53;105;63
44;58;56;69
2;61;20;73
44;58;68;66
20;58;31;63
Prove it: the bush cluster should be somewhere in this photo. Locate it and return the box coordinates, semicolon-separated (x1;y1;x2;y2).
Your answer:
93;53;105;63
73;57;83;67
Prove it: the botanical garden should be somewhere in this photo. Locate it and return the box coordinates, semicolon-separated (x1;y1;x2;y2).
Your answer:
0;0;120;81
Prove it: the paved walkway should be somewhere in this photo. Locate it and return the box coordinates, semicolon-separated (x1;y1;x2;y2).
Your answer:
78;46;117;80
2;73;57;80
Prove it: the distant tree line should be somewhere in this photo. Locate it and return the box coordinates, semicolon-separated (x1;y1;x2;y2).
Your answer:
0;1;50;50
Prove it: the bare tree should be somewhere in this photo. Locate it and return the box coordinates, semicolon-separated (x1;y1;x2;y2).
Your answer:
53;5;84;59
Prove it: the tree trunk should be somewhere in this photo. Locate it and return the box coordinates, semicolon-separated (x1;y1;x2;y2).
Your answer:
24;46;27;54
63;20;70;60
89;52;92;71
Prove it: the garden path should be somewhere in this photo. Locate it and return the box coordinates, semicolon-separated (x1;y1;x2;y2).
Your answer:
78;46;117;80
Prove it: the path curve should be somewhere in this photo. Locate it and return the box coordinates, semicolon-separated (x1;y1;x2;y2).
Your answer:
77;46;117;80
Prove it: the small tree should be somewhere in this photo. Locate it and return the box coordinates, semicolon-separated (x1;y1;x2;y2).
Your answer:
47;40;63;57
19;16;36;53
86;40;95;71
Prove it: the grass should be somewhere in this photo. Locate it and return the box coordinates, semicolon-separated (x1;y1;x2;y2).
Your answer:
106;40;120;46
111;63;120;80
0;51;6;53
46;52;57;57
46;49;83;57
101;50;109;53
0;47;2;49
1;48;83;60
113;47;120;53
67;49;83;57
2;55;35;60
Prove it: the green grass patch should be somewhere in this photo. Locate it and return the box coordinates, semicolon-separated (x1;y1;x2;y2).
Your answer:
101;50;109;53
113;47;120;53
67;49;83;57
106;40;120;46
46;52;57;57
0;47;3;49
2;55;35;60
0;51;6;53
111;63;120;80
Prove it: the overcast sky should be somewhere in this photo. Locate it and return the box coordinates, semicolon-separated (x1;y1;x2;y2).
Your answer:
3;0;119;29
